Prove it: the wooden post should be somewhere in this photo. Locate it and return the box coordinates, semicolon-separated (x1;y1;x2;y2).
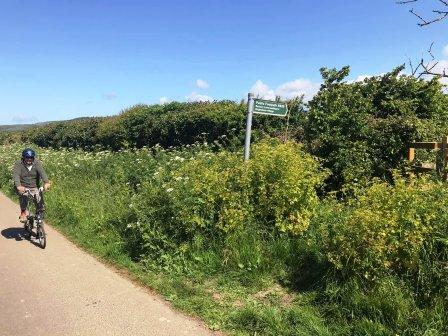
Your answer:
442;136;448;181
408;147;415;162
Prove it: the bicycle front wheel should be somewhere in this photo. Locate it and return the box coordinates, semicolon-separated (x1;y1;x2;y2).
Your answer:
23;221;32;238
37;225;46;249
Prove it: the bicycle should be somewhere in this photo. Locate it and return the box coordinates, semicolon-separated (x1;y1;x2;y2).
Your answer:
22;187;46;249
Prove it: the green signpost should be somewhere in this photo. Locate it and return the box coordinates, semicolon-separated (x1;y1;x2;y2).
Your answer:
252;99;288;116
244;94;289;162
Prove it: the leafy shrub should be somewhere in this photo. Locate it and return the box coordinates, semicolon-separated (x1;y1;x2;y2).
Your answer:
24;117;103;149
314;175;448;292
305;65;448;189
250;140;327;234
129;140;327;263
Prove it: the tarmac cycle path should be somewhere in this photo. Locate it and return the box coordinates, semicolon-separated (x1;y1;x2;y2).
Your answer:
0;192;215;336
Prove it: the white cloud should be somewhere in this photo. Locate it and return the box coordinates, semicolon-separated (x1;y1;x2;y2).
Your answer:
250;78;320;102
352;75;373;82
195;79;210;90
11;114;37;124
102;92;117;100
431;59;448;87
186;92;213;102
276;79;320;101
428;45;448;87
432;59;448;73
443;44;448;58
250;80;276;100
347;74;382;84
159;97;170;104
420;59;448;88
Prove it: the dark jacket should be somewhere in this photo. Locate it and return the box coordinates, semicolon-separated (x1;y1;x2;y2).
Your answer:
12;160;49;188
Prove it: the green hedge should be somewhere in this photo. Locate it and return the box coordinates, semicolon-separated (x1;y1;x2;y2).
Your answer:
15;100;304;151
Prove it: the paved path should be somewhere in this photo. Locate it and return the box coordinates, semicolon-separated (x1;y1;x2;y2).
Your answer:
0;192;214;336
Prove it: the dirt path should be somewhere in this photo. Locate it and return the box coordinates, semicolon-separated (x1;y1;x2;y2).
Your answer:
0;192;215;336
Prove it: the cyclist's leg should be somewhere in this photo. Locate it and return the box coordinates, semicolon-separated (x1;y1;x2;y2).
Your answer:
20;195;28;212
17;189;28;220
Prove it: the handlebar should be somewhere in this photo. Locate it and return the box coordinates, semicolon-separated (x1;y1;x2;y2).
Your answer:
22;187;44;197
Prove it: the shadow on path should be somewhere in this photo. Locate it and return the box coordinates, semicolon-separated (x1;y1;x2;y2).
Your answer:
1;227;29;242
2;227;45;249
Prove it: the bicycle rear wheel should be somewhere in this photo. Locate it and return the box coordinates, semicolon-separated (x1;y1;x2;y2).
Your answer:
37;225;46;249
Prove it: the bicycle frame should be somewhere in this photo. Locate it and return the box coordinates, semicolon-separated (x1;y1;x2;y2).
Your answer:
22;187;46;249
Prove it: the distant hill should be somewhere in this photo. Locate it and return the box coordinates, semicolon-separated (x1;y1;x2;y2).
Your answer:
0;118;95;132
0;122;52;132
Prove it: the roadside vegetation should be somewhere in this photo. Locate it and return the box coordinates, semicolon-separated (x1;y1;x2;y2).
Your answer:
1;66;447;335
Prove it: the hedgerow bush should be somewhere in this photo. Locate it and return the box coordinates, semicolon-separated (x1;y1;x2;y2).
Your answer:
127;140;327;263
13;100;305;151
25;117;103;149
249;140;327;234
309;175;448;300
304;65;448;189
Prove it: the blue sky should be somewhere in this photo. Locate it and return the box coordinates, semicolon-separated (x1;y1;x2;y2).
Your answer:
0;0;446;125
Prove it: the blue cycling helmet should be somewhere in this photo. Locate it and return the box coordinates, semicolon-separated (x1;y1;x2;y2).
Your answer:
22;148;36;160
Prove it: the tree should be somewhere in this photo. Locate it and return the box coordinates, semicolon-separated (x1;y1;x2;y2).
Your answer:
397;0;448;78
397;0;447;26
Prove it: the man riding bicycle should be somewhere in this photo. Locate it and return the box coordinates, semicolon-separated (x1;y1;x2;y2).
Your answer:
12;148;51;222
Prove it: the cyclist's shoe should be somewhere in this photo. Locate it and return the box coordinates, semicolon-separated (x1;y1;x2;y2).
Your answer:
19;211;27;222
